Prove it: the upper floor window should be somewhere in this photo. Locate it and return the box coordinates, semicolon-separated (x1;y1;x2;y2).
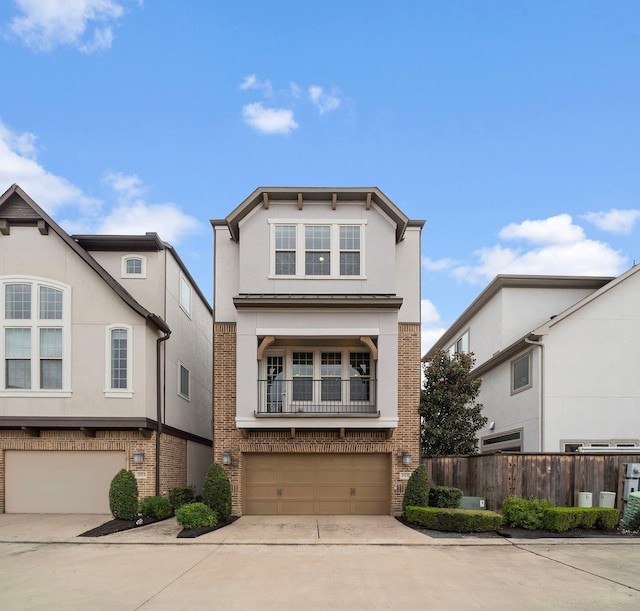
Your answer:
105;324;132;397
121;255;147;278
511;351;532;394
1;277;70;394
180;274;192;316
447;330;469;357
179;362;191;400
271;221;365;278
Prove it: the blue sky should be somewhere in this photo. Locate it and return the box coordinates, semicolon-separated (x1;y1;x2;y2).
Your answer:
1;1;639;355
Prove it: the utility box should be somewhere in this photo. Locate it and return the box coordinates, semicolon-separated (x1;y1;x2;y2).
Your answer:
599;491;616;508
623;478;640;501
576;492;593;507
625;463;640;478
459;496;486;510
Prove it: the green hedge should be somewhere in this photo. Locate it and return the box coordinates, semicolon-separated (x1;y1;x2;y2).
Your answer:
402;464;429;515
405;506;502;533
109;469;139;520
501;495;555;530
202;463;232;522
429;486;463;509
139;495;173;519
169;485;195;511
175;502;217;530
542;507;618;533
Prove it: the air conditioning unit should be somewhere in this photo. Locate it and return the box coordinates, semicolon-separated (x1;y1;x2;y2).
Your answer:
624;463;640;478
459;496;486;510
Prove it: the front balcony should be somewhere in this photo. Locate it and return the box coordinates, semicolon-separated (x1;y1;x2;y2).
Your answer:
256;378;378;416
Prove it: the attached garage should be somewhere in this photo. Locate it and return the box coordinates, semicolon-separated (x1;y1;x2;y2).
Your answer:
244;453;390;515
5;450;126;514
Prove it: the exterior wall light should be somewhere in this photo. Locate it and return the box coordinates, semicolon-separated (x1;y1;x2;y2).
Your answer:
402;451;412;466
222;450;232;466
132;450;145;465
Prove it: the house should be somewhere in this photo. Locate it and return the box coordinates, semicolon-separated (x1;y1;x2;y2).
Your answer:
211;187;424;516
424;270;640;453
0;184;213;514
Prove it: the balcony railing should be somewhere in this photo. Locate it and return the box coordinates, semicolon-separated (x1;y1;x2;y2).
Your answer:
256;378;377;415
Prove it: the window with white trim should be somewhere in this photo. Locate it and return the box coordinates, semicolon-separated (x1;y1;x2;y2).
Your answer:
105;324;132;397
180;274;192;316
1;278;70;393
511;351;532;394
447;330;469;357
271;221;365;278
121;255;147;278
179;362;191;400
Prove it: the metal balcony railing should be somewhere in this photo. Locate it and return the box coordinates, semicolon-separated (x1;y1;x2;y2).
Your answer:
256;378;377;414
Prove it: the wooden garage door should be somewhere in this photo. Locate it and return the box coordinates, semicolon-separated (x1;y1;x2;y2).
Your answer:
5;450;126;514
244;453;390;515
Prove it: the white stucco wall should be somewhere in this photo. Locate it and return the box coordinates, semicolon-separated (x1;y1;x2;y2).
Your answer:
213;225;239;322
395;225;422;323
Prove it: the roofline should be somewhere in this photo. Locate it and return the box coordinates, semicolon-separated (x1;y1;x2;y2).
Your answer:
0;184;171;334
216;186;412;243
422;274;614;360
234;294;403;310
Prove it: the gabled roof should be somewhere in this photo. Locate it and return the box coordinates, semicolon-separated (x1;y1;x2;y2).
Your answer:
213;186;414;244
423;274;613;361
0;184;170;334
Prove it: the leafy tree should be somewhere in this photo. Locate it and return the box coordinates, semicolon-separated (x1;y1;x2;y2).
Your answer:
420;349;487;457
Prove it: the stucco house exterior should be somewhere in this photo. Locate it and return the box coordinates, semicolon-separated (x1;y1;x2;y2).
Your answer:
0;184;213;513
424;269;640;453
212;187;424;515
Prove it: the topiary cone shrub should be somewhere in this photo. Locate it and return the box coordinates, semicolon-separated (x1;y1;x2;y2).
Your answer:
202;463;232;522
402;463;430;516
109;469;139;520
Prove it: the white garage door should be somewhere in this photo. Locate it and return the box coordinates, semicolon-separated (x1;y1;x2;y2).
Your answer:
5;450;126;514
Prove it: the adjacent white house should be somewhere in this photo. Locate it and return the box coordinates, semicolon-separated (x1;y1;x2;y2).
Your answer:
0;184;213;513
212;187;424;515
424;270;640;453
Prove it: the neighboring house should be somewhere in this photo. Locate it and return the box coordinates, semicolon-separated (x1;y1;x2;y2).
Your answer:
0;184;213;514
212;187;424;516
424;270;640;454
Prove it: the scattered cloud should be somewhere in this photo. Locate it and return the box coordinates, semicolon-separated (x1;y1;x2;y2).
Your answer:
421;299;446;358
239;74;273;97
308;85;341;114
7;0;137;53
583;209;640;235
422;256;458;272
499;214;585;245
242;102;298;135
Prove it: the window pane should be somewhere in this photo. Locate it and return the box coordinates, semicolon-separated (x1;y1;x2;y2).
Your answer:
6;328;31;357
126;258;142;274
180;277;191;313
275;251;296;275
305;226;330;249
513;355;530;390
180;364;190;398
275;226;296;249
111;329;128;389
6;284;31;319
39;287;63;319
321;352;341;401
340;252;360;275
40;360;62;389
350;352;370;401
6;360;31;389
305;252;330;275
40;328;62;357
293;352;313;401
340;226;360;250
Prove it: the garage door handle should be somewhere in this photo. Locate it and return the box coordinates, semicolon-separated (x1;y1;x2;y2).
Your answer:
277;488;282;496
350;488;355;496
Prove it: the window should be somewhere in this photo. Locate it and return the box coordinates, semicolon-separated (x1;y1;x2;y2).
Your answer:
179;362;191;400
105;325;132;397
349;352;370;401
180;274;191;316
1;278;69;394
481;429;522;453
292;351;313;401
447;331;469;357
271;221;365;278
511;352;532;393
121;255;147;278
321;352;342;401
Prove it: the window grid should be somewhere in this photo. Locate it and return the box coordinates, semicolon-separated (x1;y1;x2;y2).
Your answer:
179;364;190;399
275;225;297;275
126;258;143;274
305;226;331;275
110;329;128;389
339;226;361;276
39;287;63;319
5;284;31;319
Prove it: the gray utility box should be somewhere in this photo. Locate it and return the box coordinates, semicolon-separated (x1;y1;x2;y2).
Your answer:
625;463;640;478
624;478;640;501
459;496;486;510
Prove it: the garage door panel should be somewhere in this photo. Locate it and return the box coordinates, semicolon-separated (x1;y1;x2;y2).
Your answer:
316;471;351;485
281;471;315;484
316;485;352;500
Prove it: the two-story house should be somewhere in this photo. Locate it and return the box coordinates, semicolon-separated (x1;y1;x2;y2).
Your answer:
212;187;423;515
424;270;640;453
0;184;213;514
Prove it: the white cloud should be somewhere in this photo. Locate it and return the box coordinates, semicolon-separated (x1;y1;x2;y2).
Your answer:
242;102;298;135
422;256;458;272
7;0;133;53
499;214;585;245
421;299;446;358
583;209;640;235
0;120;100;213
308;85;340;114
239;74;273;97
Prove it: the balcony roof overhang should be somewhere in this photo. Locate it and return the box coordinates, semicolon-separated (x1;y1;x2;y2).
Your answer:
234;293;403;310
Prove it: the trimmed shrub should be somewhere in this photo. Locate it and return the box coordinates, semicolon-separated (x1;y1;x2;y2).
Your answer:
405;506;502;533
542;507;618;533
169;485;195;511
501;495;554;530
109;469;139;520
202;463;232;522
175;502;217;530
402;464;429;515
429;486;463;509
140;495;173;520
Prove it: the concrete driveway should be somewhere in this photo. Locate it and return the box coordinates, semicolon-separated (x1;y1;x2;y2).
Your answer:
1;514;639;609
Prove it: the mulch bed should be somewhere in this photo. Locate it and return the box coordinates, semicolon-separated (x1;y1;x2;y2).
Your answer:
79;516;164;537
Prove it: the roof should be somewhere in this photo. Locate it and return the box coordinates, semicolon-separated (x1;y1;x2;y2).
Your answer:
423;274;614;361
0;183;171;334
212;186;418;244
233;293;403;309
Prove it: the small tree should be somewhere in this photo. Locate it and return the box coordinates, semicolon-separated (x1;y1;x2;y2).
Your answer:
420;349;487;457
109;469;139;520
202;463;232;522
402;464;430;515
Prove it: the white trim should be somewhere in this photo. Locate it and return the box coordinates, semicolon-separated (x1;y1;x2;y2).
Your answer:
104;324;133;398
256;328;379;336
120;255;147;279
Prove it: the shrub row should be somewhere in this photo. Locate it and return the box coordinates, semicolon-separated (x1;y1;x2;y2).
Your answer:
405;506;503;533
501;495;555;530
541;507;618;533
429;486;463;509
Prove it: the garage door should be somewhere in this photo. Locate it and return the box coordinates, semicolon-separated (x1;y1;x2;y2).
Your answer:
5;450;126;514
244;453;390;515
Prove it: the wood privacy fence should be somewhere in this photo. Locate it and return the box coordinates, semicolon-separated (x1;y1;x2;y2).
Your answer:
423;453;639;512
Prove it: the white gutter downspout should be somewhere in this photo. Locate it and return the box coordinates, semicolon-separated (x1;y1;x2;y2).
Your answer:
525;336;544;451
